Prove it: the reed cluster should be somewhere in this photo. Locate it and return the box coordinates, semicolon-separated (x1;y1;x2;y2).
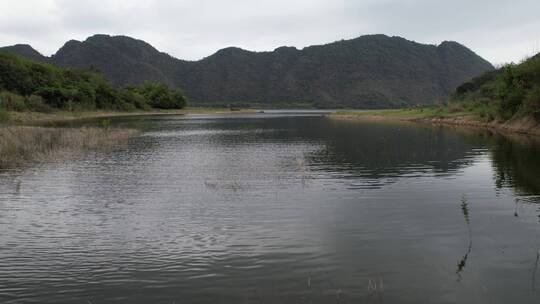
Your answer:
0;126;138;168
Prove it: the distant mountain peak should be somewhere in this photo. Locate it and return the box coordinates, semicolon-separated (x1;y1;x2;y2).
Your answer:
274;46;299;52
9;43;35;49
87;33;112;40
1;34;494;108
213;46;251;55
85;34;159;50
0;44;47;62
438;40;471;50
57;39;82;50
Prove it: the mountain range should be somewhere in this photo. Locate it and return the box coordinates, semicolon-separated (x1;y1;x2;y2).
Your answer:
1;34;494;108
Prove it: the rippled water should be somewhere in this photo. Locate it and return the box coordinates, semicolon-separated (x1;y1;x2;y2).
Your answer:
1;112;540;303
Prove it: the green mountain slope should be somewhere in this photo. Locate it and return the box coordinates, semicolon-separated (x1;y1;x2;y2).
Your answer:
451;53;540;120
2;34;494;108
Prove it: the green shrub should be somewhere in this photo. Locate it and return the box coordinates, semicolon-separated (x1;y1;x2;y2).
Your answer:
0;107;9;123
474;104;496;122
135;81;187;109
116;101;137;112
447;101;464;113
118;88;150;110
451;53;540;121
0;91;27;111
100;119;112;130
25;95;52;113
524;85;540;115
0;52;188;112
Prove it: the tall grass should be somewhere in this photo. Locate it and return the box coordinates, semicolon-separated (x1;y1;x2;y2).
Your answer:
0;126;138;168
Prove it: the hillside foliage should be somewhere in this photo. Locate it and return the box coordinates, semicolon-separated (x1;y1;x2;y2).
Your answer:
2;34;493;109
451;54;540;121
0;51;186;113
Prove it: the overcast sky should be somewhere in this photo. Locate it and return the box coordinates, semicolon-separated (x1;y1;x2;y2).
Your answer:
1;0;539;64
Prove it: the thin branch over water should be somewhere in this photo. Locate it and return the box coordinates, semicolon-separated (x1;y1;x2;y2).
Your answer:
457;195;472;281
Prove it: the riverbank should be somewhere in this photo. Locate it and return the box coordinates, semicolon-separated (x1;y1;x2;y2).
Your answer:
328;109;540;136
0;107;262;167
3;107;258;125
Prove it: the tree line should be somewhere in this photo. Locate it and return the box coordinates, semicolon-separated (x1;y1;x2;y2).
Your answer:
0;51;187;113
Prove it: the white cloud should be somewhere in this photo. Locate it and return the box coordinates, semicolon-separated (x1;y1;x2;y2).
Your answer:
0;0;539;63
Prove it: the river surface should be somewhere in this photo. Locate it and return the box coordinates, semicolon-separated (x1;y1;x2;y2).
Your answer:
1;112;540;303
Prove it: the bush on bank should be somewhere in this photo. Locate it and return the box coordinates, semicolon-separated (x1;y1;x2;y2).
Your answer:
0;51;187;113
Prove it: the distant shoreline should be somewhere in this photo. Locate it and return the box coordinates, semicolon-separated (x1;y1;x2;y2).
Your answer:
327;110;540;137
4;108;259;125
6;108;539;137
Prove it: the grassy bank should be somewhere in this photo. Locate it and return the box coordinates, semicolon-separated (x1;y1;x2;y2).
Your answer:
329;107;540;136
2;107;258;125
4;109;184;125
332;107;459;120
0;126;138;168
0;107;261;168
331;52;540;135
0;51;189;167
329;107;471;123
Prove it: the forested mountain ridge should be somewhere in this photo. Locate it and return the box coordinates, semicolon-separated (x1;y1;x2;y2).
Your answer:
1;34;494;108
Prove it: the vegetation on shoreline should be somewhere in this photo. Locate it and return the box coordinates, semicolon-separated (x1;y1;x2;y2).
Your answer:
333;107;459;119
449;53;540;122
331;53;540;135
0;105;261;168
0;126;138;168
1;107;260;126
0;51;187;118
2;41;538;159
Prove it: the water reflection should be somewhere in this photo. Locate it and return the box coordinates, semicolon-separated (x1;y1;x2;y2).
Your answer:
304;120;486;180
1;113;540;304
534;251;540;291
456;195;472;281
490;134;540;218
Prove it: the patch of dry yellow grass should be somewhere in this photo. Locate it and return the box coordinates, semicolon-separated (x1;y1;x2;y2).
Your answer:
0;126;139;168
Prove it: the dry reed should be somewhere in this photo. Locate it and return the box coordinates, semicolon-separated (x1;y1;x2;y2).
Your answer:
0;126;138;168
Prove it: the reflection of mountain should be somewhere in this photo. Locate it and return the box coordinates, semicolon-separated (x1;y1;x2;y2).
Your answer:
152;116;489;186
300;119;486;179
491;135;540;196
